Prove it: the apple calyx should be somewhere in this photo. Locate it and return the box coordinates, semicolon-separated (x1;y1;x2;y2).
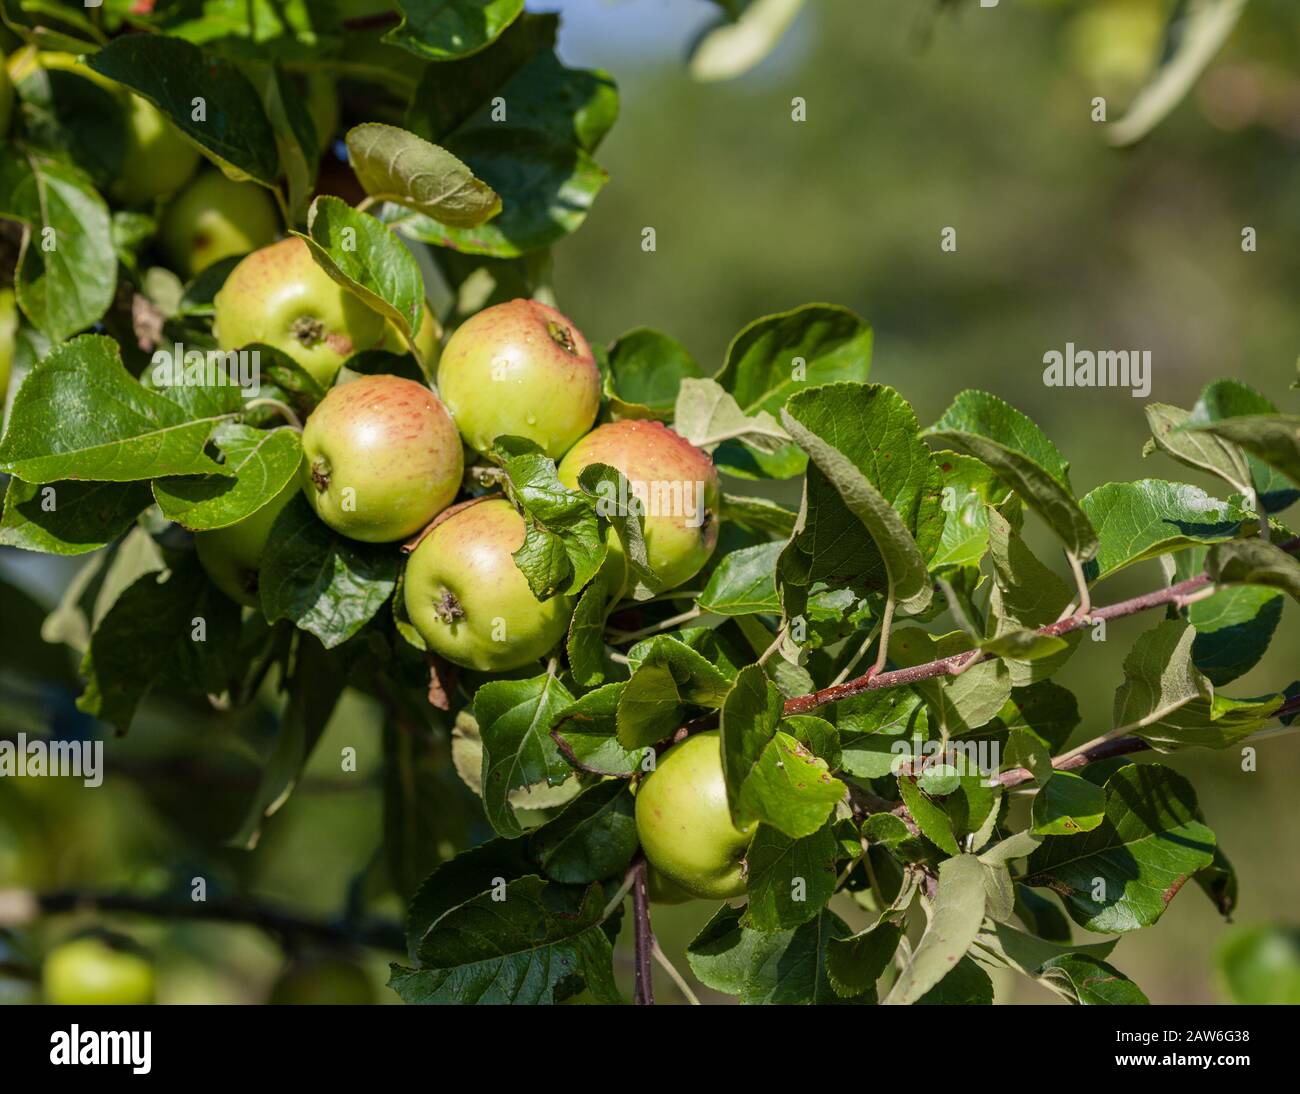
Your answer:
310;456;331;491
292;315;326;348
546;320;576;354
434;590;464;624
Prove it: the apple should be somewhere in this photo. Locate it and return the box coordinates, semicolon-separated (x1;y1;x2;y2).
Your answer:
436;299;601;459
268;957;375;1005
634;730;755;900
160;170;280;279
556;420;721;595
194;478;298;607
42;936;156;1005
300;374;463;542
214;237;387;387
404;498;574;671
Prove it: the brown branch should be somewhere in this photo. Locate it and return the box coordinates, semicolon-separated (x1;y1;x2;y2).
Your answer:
630;858;654;1006
0;889;405;953
783;535;1300;717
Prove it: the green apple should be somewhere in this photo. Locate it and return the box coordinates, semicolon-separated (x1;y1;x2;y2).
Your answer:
113;91;201;205
214;237;387;387
437;298;601;459
379;300;441;368
0;288;15;408
557;420;721;595
635;731;755;900
269;957;375;1005
404;498;574;671
300;373;463;542
194;477;298;607
160;170;280;279
42;936;156;1005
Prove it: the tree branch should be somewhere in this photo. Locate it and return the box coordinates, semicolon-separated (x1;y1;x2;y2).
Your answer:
0;889;406;953
782;535;1300;717
630;858;655;1006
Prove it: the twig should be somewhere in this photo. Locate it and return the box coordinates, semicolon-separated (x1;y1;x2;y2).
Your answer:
781;535;1300;717
631;858;654;1006
0;889;405;953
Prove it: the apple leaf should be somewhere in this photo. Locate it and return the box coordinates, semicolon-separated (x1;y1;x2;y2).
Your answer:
153;424;301;531
0;335;231;482
1192;380;1300;511
475;671;575;837
1030;771;1106;836
529;780;638;886
1023;764;1216;932
674;377;791;455
384;0;525;62
925;390;1098;561
603;327;704;421
0;478;151;556
299;196;425;347
550;682;647;777
698;540;782;616
1206;537;1300;604
0;150;116;344
1143;401;1252;495
258;494;399;649
88;34;281;183
742;822;838;931
346;123;500;229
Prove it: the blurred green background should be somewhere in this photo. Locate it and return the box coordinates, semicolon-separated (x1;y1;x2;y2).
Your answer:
2;0;1299;1004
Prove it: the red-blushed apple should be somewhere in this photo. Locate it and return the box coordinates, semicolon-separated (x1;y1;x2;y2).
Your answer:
214;237;387;387
403;498;574;671
635;731;755;900
436;299;601;459
161;170;280;278
194;478;298;607
556;419;721;595
299;374;463;542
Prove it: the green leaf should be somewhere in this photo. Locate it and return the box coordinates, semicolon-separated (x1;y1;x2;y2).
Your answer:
550;683;646;777
384;0;525;62
88;34;280;183
12;63;126;187
897;776;959;856
1193;380;1300;511
529;780;637;885
258;494;398;649
929;451;1011;572
713;304;873;479
616;637;732;750
720;663;782;808
925;390;1097;560
576;462;657;598
965;680;1080;753
1023;763;1216;932
1108;0;1249;147
1143;401;1251;494
1206;537;1300;603
565;578;608;688
737;731;845;840
881;854;986;1005
76;555;240;733
602;327;703;421
1081;480;1250;582
720;493;797;537
837;688;929;779
687;904;867;1005
299;196;424;344
0;478;151;555
475;672;575;837
392;875;619;1004
1113;618;1280;749
699;540;781;616
825;920;901;1001
674;377;791;455
153;424;300;531
0;150;116;343
1039;953;1150;1004
1031;771;1106;836
0;335;230;482
346;123;500;228
1179;545;1283;684
743;823;838;931
782;384;939;614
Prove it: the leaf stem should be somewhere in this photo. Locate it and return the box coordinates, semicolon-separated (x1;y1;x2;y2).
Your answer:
1065;550;1092;618
830;618;883;687
651;941;700;1005
243;398;303;431
606;607;702;645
